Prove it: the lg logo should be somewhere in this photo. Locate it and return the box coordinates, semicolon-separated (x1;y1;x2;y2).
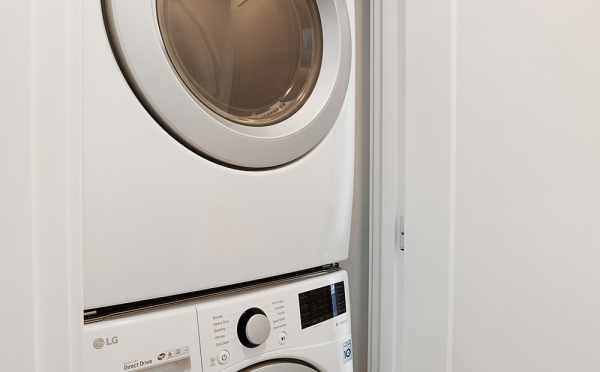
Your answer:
93;336;119;350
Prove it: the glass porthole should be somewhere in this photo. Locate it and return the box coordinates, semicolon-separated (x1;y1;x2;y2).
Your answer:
157;0;323;126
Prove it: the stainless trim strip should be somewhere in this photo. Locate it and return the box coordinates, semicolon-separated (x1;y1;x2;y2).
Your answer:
84;265;340;324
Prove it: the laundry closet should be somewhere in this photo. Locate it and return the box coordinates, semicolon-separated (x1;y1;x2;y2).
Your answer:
5;1;600;372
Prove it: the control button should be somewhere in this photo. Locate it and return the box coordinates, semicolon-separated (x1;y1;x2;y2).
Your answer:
237;308;271;348
278;331;288;345
246;313;270;345
343;339;353;362
217;350;230;365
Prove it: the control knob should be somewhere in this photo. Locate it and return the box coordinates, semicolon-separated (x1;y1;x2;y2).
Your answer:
237;308;271;348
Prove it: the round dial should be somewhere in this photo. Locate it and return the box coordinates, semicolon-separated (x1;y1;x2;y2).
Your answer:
237;308;271;348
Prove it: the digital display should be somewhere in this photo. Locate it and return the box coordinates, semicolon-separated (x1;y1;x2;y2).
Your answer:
299;281;346;329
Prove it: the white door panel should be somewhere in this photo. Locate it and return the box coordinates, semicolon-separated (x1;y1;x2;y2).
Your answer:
399;1;600;371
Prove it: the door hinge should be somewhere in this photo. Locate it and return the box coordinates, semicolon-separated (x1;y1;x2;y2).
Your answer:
396;215;405;252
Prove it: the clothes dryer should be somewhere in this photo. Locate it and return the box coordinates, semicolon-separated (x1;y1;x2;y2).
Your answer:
83;0;355;309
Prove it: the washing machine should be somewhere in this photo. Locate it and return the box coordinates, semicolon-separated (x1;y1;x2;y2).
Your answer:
83;271;353;372
82;0;355;311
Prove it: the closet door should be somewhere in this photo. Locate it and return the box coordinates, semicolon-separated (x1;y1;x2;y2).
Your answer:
392;1;600;372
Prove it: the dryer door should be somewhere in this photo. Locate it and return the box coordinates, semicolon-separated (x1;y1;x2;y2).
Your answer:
103;0;352;169
241;360;318;372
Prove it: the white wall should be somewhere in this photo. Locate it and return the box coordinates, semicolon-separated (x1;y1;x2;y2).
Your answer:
341;1;370;371
2;1;83;371
403;1;600;371
1;1;36;371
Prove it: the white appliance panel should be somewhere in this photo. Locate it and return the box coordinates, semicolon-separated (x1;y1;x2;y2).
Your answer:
83;271;354;372
82;0;356;309
83;307;201;372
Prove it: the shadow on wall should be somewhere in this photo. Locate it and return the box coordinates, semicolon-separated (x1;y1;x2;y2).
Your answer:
340;0;370;371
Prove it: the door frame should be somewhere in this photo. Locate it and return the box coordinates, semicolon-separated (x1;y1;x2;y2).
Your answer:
369;0;459;370
13;0;86;371
368;0;404;371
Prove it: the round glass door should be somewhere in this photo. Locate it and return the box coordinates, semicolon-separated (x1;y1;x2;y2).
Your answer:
157;0;323;126
240;360;318;372
103;0;351;168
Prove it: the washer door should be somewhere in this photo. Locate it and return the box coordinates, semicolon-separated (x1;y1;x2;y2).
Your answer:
241;360;318;372
103;0;352;169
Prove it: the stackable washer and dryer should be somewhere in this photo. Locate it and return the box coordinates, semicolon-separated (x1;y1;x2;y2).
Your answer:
82;0;355;311
83;271;353;372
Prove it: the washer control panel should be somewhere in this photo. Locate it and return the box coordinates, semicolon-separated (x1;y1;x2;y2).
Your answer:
195;272;351;371
197;296;292;370
83;271;352;372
